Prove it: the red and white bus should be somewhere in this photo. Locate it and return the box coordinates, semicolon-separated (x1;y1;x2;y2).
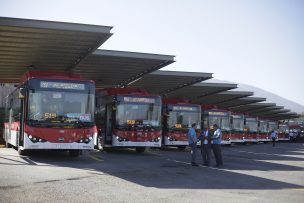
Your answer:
202;108;231;145
268;121;278;141
230;113;245;143
258;119;268;142
278;123;289;141
162;99;201;150
95;88;162;153
243;116;258;143
3;71;97;156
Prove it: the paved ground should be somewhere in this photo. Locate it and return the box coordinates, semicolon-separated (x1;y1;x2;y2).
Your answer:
0;142;303;203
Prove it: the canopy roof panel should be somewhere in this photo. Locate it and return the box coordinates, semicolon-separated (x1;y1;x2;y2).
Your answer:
268;112;299;120
164;82;237;100
0;17;113;83
194;91;253;105
218;97;266;108
251;109;290;117
248;105;284;114
231;103;277;113
128;70;212;95
76;49;175;88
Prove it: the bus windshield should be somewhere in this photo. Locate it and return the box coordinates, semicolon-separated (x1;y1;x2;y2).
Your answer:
245;120;258;132
279;125;289;133
168;110;201;130
116;103;161;128
209;116;230;131
232;117;244;131
268;123;278;132
28;90;94;128
259;121;268;133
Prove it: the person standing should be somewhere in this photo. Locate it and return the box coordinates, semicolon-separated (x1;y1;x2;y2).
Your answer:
200;125;212;166
212;124;223;167
271;130;277;147
188;123;198;166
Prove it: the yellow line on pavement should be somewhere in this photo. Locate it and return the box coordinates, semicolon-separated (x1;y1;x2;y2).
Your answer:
282;188;304;191
89;155;103;162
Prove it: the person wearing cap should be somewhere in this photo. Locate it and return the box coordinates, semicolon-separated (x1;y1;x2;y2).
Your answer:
200;125;212;166
212;124;223;167
188;123;198;166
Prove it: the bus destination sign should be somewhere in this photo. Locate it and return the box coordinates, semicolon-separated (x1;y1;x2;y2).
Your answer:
208;111;228;116
123;97;155;103
40;81;85;90
172;106;199;112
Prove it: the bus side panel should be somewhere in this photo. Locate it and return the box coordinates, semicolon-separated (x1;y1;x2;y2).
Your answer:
4;89;21;147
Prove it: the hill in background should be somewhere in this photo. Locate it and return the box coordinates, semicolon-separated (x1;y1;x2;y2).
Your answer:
210;79;304;114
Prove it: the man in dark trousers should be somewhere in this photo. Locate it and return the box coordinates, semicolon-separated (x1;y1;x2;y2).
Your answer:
187;123;198;166
212;124;223;167
200;125;212;166
271;130;277;147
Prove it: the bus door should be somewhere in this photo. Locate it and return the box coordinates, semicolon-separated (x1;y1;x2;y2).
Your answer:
18;88;26;148
8;108;13;145
105;104;113;143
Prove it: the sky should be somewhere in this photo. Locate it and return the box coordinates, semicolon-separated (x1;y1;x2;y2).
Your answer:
1;0;304;106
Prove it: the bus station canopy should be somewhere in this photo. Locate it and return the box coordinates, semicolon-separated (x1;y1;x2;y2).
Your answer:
76;49;175;88
231;103;277;113
128;70;213;95
251;109;291;117
163;82;237;100
194;91;253;105
247;105;284;114
0;17;113;83
268;112;299;120
218;97;266;108
231;102;299;120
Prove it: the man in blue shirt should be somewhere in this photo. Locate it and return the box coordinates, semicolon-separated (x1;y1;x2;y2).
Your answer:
188;123;198;166
271;130;277;147
212;124;223;167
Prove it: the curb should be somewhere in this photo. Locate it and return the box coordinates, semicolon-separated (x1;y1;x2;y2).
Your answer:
0;144;6;148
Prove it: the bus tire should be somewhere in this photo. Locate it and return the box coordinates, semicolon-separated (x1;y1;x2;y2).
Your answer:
95;136;103;150
69;150;80;157
177;146;186;151
18;146;27;156
5;139;12;148
3;129;11;148
135;147;146;153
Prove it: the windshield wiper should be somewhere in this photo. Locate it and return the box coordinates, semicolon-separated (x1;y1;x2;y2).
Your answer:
74;120;93;128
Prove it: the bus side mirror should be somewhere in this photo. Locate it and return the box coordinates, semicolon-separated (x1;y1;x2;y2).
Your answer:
18;88;25;99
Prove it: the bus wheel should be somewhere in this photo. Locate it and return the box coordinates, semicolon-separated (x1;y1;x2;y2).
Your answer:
96;136;103;151
135;147;146;153
18;146;27;156
5;140;12;148
177;146;186;151
69;150;80;157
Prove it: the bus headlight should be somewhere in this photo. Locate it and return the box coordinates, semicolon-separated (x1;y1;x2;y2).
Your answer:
27;134;46;143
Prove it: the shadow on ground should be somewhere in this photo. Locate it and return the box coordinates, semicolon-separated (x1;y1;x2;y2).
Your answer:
1;143;304;190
